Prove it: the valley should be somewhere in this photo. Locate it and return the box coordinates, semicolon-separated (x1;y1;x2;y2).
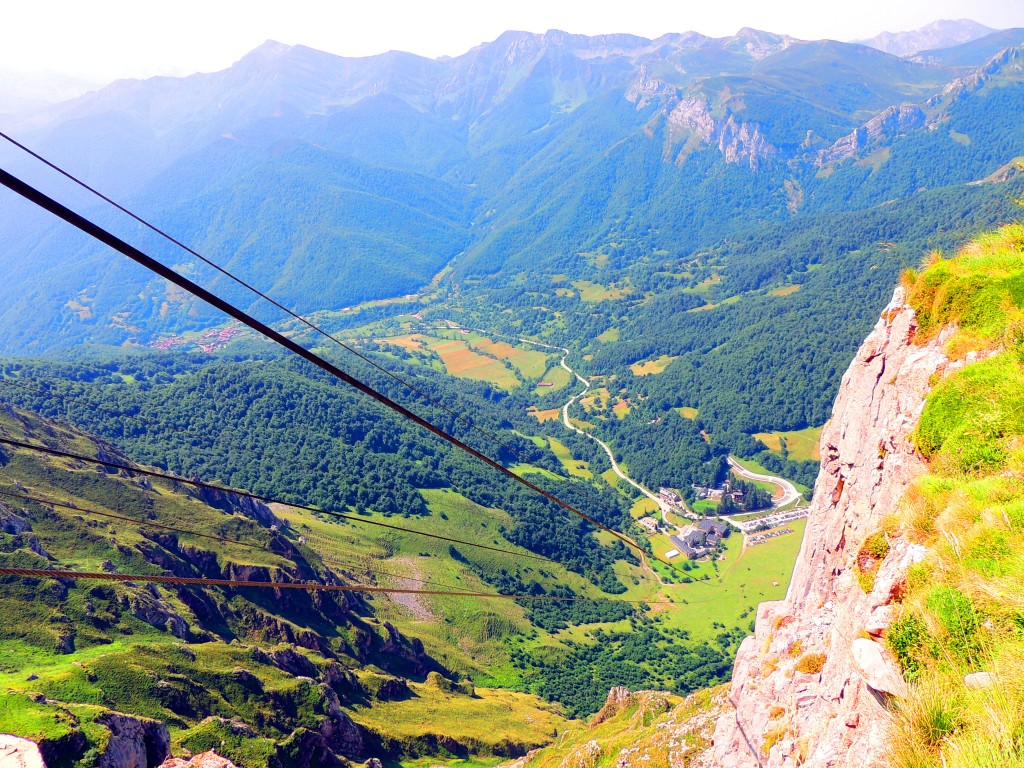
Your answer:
0;15;1023;768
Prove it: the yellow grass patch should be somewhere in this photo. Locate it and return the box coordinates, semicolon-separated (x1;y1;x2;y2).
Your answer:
675;407;699;419
769;284;801;297
631;355;678;376
571;280;632;302
580;387;611;413
528;407;561;423
383;334;425;352
548;438;592;478
753;426;822;462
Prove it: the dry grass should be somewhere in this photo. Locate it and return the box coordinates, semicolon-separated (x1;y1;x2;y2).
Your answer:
528;407;561;423
753;426;822;462
429;339;521;389
630;355;679;376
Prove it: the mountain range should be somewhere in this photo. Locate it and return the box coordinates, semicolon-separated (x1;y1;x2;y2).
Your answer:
855;18;996;56
1;24;1024;360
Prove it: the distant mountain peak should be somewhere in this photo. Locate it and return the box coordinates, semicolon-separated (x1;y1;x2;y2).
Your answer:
856;19;997;57
725;27;797;59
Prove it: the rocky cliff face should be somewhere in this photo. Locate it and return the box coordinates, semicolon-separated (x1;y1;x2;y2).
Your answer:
709;287;952;767
664;96;776;170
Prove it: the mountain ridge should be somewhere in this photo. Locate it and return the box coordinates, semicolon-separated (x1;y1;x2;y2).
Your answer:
855;19;997;57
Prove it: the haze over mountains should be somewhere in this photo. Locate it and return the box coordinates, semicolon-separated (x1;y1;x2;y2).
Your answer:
1;21;1023;360
855;18;997;56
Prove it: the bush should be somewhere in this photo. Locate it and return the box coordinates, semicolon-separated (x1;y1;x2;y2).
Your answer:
886;614;931;681
794;652;826;675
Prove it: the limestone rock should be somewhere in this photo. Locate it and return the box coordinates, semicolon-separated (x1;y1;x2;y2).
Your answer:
964;671;997;689
709;287;950;767
560;739;601;768
0;502;31;534
95;712;171;768
865;605;896;636
0;734;46;768
159;752;239;768
851;639;907;696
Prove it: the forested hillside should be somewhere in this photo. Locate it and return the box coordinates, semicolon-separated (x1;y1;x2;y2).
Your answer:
2;22;1024;767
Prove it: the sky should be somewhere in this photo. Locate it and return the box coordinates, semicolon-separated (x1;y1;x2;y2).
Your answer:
5;0;1024;83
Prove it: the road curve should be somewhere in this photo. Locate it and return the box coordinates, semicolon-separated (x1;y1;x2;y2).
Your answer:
556;359;677;514
427;321;678;515
727;456;801;509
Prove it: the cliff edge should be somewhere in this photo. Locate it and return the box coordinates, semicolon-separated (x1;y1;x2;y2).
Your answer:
710;286;951;767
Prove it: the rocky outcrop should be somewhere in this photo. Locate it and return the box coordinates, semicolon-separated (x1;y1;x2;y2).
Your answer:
0;501;31;534
709;287;953;767
817;105;925;165
0;734;46;768
188;485;284;530
159;752;238;768
665;97;776;170
128;585;190;639
94;712;171;768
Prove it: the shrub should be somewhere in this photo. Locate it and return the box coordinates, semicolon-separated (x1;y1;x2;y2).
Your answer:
794;652;826;675
887;614;931;681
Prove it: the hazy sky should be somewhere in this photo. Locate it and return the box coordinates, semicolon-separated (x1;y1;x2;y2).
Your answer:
5;0;1024;82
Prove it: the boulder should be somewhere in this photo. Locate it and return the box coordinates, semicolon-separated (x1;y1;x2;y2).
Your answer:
851;638;906;696
95;712;171;768
0;734;46;768
159;752;239;768
964;671;997;689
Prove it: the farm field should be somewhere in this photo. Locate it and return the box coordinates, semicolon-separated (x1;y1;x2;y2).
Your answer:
630;497;659;518
467;336;552;379
753;426;822;462
534;364;572;393
630;355;678;376
653;518;807;639
425;337;521;389
547;438;593;479
527;406;561;422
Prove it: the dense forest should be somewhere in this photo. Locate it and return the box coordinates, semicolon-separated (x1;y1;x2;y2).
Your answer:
0;351;635;593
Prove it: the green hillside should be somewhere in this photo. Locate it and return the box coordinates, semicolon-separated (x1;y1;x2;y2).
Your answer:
877;225;1024;766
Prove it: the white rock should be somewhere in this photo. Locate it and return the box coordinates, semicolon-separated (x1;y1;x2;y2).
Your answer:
865;605;896;636
964;671;997;689
851;638;907;696
0;735;46;768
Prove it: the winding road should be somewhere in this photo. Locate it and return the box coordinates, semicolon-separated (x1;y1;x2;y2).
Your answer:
426;320;798;527
726;457;801;509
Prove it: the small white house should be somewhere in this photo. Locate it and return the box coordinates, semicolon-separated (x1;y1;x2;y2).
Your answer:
665;549;680;559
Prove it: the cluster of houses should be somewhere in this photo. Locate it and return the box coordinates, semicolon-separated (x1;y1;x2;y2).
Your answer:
667;518;731;560
692;479;745;504
150;325;246;353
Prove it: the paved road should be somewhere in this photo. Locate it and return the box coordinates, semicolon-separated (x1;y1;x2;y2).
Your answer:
555;356;679;516
425;320;805;531
726;456;802;509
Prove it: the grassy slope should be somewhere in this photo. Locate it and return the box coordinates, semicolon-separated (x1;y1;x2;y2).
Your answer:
882;224;1024;767
0;409;574;766
519;687;727;768
753;426;822;462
